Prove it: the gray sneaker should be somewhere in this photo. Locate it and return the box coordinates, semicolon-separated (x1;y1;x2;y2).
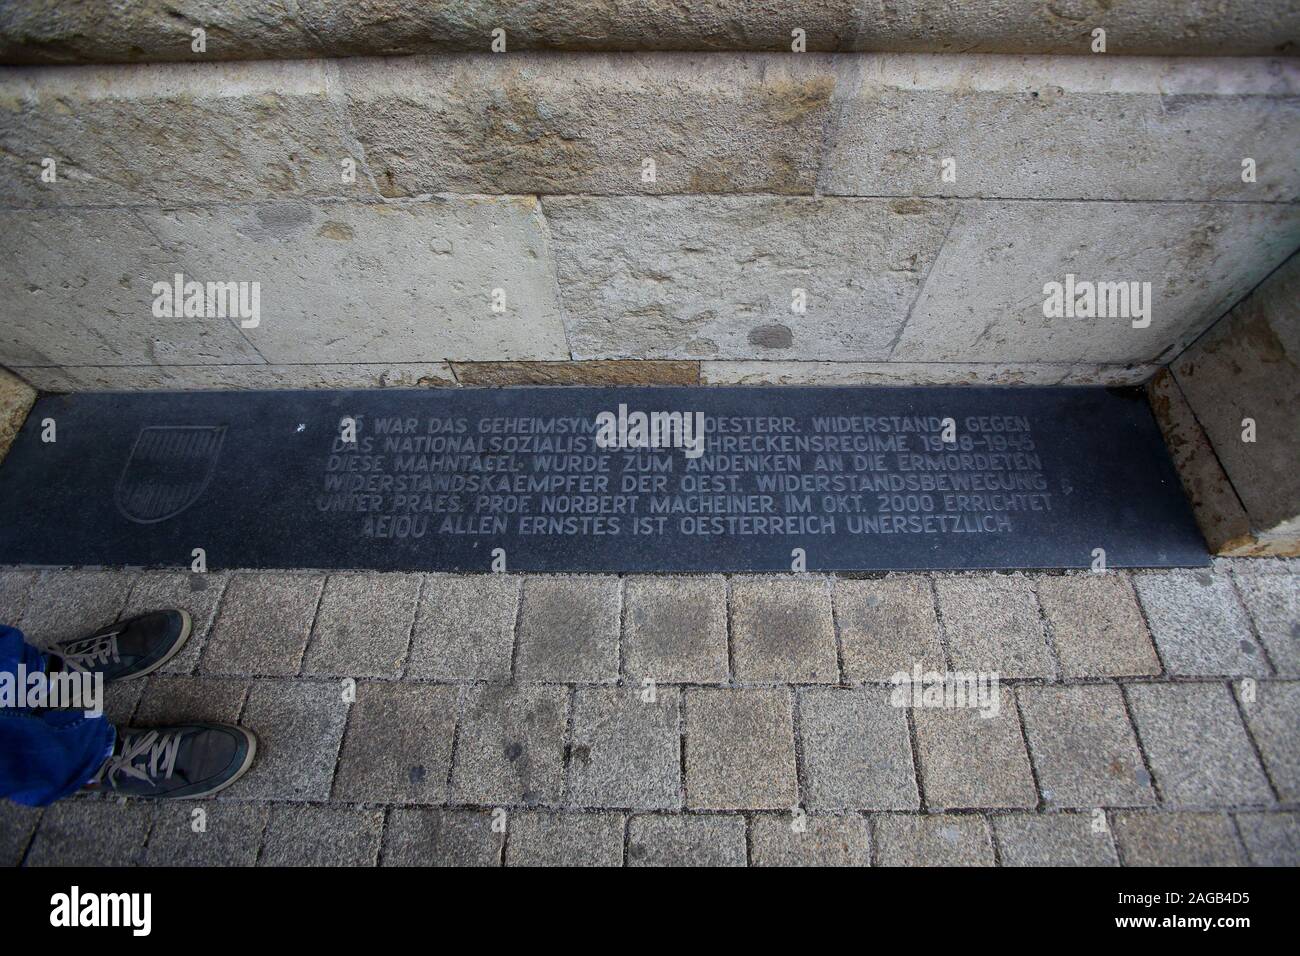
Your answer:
48;609;192;682
87;723;257;799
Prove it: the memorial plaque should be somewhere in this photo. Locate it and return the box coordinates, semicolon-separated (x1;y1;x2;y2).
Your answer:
0;386;1208;572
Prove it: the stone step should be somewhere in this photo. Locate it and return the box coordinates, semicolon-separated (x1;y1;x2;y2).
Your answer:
1;1;1297;63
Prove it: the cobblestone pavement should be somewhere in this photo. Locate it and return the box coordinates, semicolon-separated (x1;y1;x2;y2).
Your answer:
2;561;1297;867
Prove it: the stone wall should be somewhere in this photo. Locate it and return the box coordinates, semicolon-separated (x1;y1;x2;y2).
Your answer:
2;53;1297;392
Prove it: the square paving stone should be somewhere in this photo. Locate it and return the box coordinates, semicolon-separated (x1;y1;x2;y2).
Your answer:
567;687;681;810
26;800;155;866
258;805;383;866
993;813;1119;866
1133;570;1267;676
201;573;325;676
1232;571;1300;675
144;803;267;867
382;808;503;866
834;576;945;682
912;686;1037;809
0;800;41;866
133;676;248;725
405;574;519;680
19;570;135;647
301;573;420;678
1112;812;1244;866
873;813;994;866
797;687;919;810
122;571;230;675
333;682;459;804
934;574;1055;678
1234;812;1300;866
1238;680;1300;801
514;576;619;682
730;576;839;683
504;811;625;866
1035;574;1159;677
626;814;746;867
685;688;797;810
451;685;568;806
0;569;36;621
622;575;728;683
224;680;349;801
750;813;871;866
1126;683;1273;808
101;681;144;725
1017;685;1155;808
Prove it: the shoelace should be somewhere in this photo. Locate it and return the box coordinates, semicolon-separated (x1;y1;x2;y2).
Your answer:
92;730;184;789
57;630;121;673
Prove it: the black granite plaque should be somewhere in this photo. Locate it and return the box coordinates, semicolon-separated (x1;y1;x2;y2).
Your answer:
0;386;1208;572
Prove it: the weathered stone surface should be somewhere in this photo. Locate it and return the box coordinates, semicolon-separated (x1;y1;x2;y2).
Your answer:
0;199;569;370
1238;681;1300;802
701;361;1156;387
626;814;746;867
1147;369;1257;555
201;573;324;677
2;3;1295;62
823;56;1300;201
134;675;247;726
797;687;919;810
567;687;681;810
542;195;953;361
0;61;362;208
834;575;945;682
1173;254;1300;547
504;811;625;867
1126;682;1273;808
685;688;797;810
11;363;458;393
144;803;266;867
874;813;994;866
0;367;34;465
405;575;519;681
26;801;155;866
933;573;1055;678
622;575;728;684
332;682;459;804
342;54;833;196
912;686;1038;810
1234;811;1300;866
730;576;839;683
18;569;133;647
1035;574;1159;678
1132;569;1267;676
1112;811;1244;866
259;805;384;866
0;569;36;622
382;808;503;866
1232;569;1300;674
993;813;1119;867
0;800;40;866
1017;685;1155;809
893;201;1300;365
451;685;568;806
453;361;699;387
301;573;421;678
225;680;349;801
514;576;620;682
750;813;871;866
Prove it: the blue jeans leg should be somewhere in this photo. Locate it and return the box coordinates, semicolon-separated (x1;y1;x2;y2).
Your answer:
0;625;115;807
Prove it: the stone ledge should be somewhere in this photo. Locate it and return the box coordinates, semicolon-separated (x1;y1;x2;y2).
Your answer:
0;366;35;464
1;2;1296;63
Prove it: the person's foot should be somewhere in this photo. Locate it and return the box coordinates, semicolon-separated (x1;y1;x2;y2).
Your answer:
86;724;257;799
47;609;191;682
